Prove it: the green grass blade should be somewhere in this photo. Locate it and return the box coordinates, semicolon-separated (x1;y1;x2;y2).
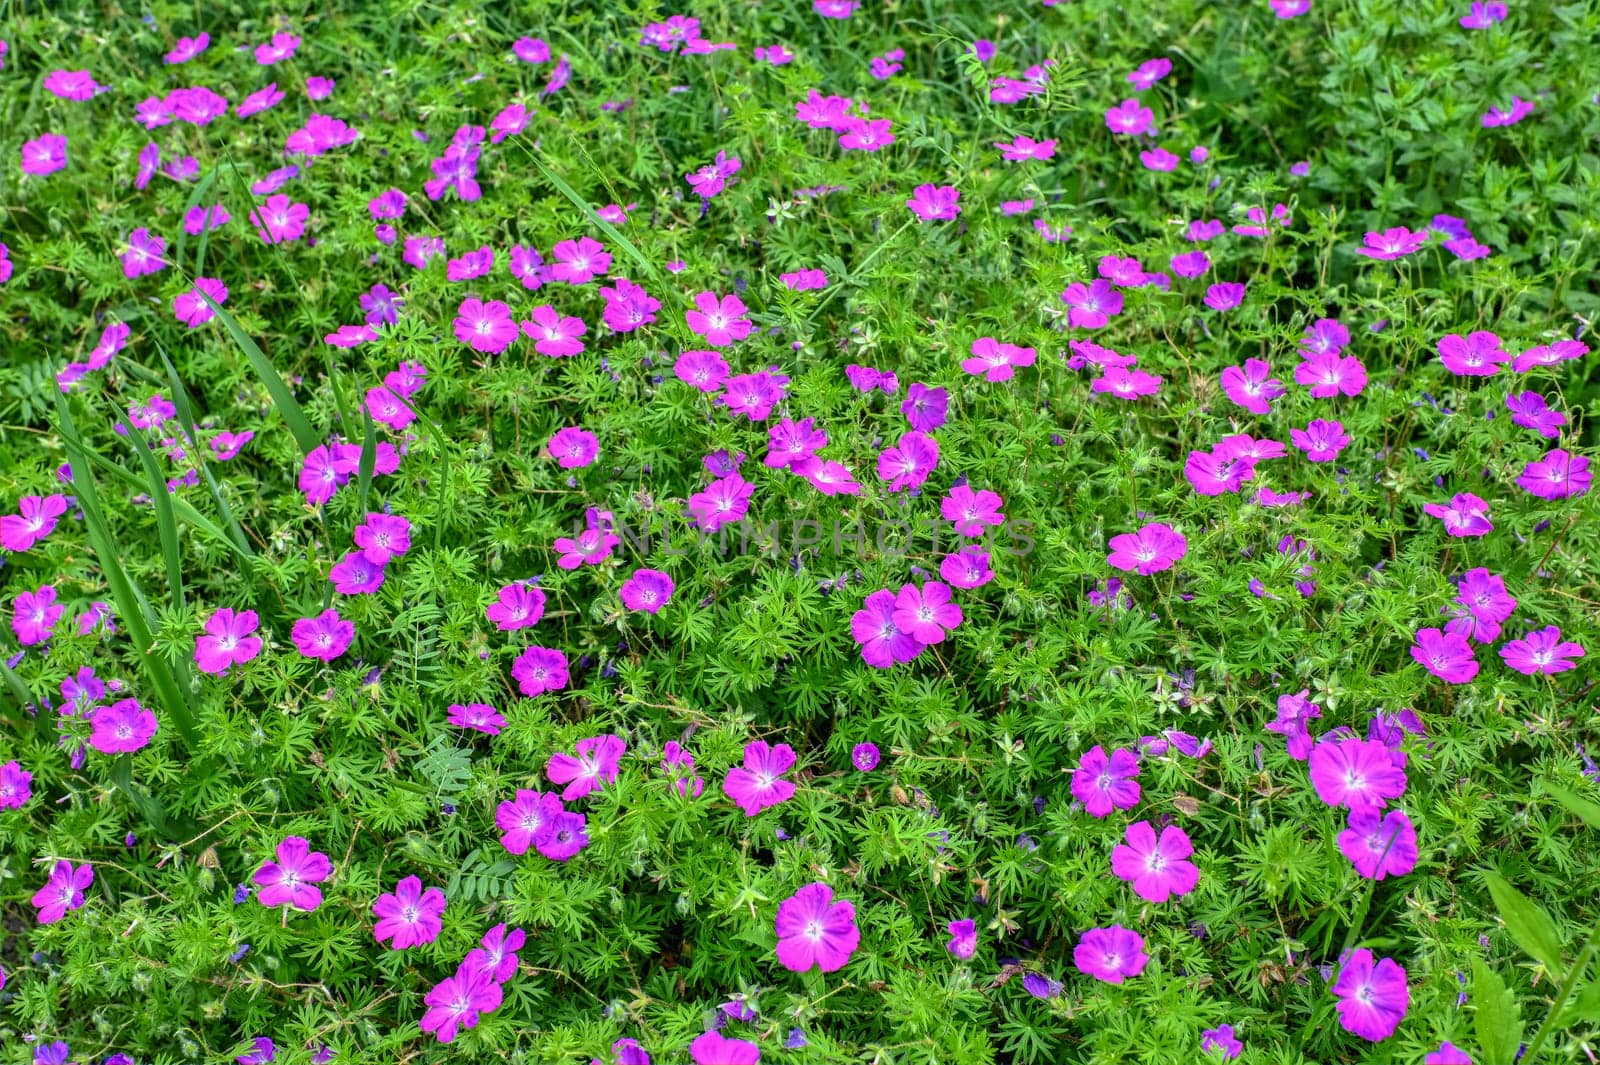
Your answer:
126;426;186;610
356;410;377;518
53;391;200;750
156;346;257;560
515;138;660;283
198;290;322;455
0;658;53;741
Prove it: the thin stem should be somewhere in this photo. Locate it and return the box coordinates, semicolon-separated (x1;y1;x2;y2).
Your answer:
1523;920;1600;1062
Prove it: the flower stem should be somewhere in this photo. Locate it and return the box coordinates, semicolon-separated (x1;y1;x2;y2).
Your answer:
1522;919;1600;1062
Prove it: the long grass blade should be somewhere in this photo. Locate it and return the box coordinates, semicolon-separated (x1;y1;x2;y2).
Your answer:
53;391;200;750
198;290;322;455
515;139;660;283
126;426;186;610
156;346;256;560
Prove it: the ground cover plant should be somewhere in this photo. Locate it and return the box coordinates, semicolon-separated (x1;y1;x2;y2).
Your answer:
1;0;1599;1062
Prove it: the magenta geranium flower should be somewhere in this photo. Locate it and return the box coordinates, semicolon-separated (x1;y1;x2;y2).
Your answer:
1422;493;1492;537
689;1032;760;1065
775;882;860;973
891;581;962;645
1308;737;1408;810
447;702;505;735
907;184;961;221
723;740;797;816
1060;279;1124;329
1332;949;1409;1042
1482;97;1534;127
1500;625;1585;675
250;194;309;244
687;472;755;532
1505;392;1568;439
1290;418;1351;462
1437;331;1509;376
1517;449;1591;500
1512;338;1587;373
962;337;1037;382
548;236;611;284
947;918;977;959
291;608;355;661
1184;448;1255;496
1127;57;1172;89
940;547;994;589
329;551;386;595
877;431;939;492
1267;690;1322;761
1338;808;1418;880
88;698;158;754
32;860;93;924
253;836;332;911
1106;523;1187;575
166;34;210;63
454;298;519;354
1411;626;1479;683
1453;568;1516;644
522;305;588;356
486;582;546;630
496;789;562;854
1110;821;1199;902
901;382;948;431
421;968;501;1044
0;760;32;809
353;513;412;566
255;32;301;64
2;494;68;551
462;923;525;984
372;876;446;949
851;588;924;668
21;134;68;176
1105;98;1154;135
1429;1042;1474;1064
1355;227;1428;260
685;291;753;347
121;228;167;278
620;569;675;614
1092;365;1163;399
941;485;1005;537
1074;925;1148;984
1296;351;1367;398
1220;359;1285;414
194;608;263;675
1071;745;1141;817
675;349;731;393
174;278;228;328
546;735;625;801
512;646;569;697
549;427;599;468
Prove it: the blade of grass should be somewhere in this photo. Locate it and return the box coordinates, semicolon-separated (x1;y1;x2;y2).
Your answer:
197;290;322;455
356;409;377;518
0;658;53;742
126;427;185;610
53;391;200;750
171;168;220;277
514;138;660;284
156;347;257;561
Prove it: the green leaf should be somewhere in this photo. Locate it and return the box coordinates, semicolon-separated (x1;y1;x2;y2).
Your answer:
1484;869;1567;980
52;392;200;751
1558;979;1600;1027
1472;958;1523;1064
1540;778;1600;832
155;346;258;563
516;139;660;284
198;290;321;455
125;425;185;609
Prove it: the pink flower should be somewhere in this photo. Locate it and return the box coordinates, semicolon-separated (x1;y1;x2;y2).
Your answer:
421;969;502;1044
254;32;301;65
2;494;68;551
546;735;625;801
486;582;546;630
687;472;755;532
21;134;68;176
674;349;730;392
851;588;923;668
329;551;386;595
837;116;895;151
522;305;588;356
174;278;228;328
1267;690;1322;760
941;485;1005;537
372;876;446;949
122;228;167;278
1437;331;1508;376
32;860;93;924
723;740;797;816
940;547;994;589
1512;338;1587;373
548;237;611;284
549;426;599;468
1127;58;1172;89
512;646;569;696
1105;98;1154;135
454;298;519;354
877;430;939;492
447;702;505;735
1289;418;1351;461
689;1032;760;1065
0;760;32;809
891;581;962;645
1355;227;1428;260
685;291;753;347
291;608;355;661
1517;448;1591;500
1296;351;1367;398
1220;359;1285;414
1332;949;1409;1042
1106;523;1187;575
1060;279;1124;329
1308;737;1408;810
495;789;563;854
353;513;412;565
1184;448;1255;495
1072;746;1141;817
1500;625;1585;675
620;569;675;614
947;918;977;959
12;584;62;645
907;183;962;221
775;882;859;973
1074;925;1148;983
1482;97;1535;127
249;194;309;244
166;34;210;64
1337;809;1418;880
962;337;1036;381
253;836;332;911
1423;493;1492;537
194;608;263;675
1092;365;1163;399
1111;821;1199;902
